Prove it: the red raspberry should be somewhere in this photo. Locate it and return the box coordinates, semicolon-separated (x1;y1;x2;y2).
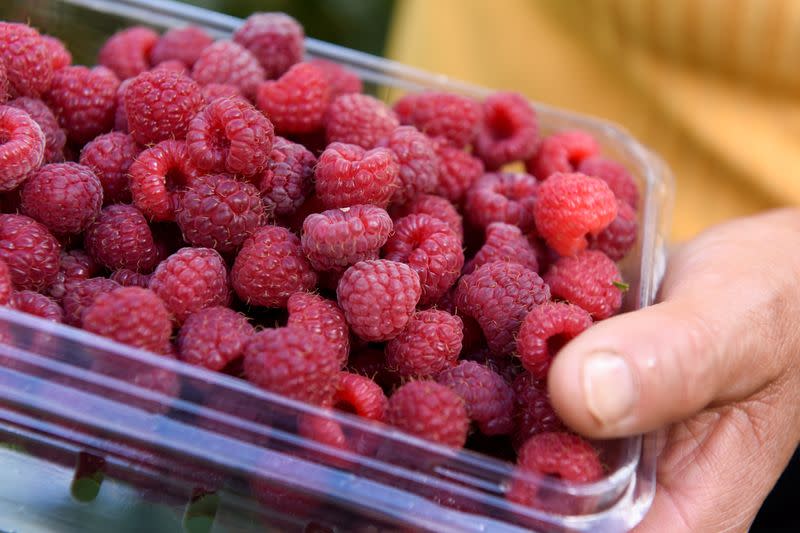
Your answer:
533;172;617;257
315;142;399;209
391;193;463;241
578;155;639;209
0;257;12;305
46;66;120;145
61;277;120;326
243;326;340;405
97;27;158;80
0;23;53;98
0;214;60;291
148;247;230;324
393;92;482;148
231;225;317;308
0;105;45;191
84;204;159;272
307;59;362;98
464;172;538;232
386;380;469;447
256;62;331;134
383;214;464;304
20;163;103;235
464;222;539;275
8;97;66;163
545;250;625;320
233;13;304;79
41;35;72;71
385;309;462;378
376;126;438;204
177;306;254;371
79;132;140;205
47;249;97;300
516;432;603;482
109;268;151;288
301;205;392;272
511;372;565;450
192;40;265;99
124;70;204;145
590;199;637;261
201;83;243;103
456;261;550;355
10;290;63;322
437;361;514;436
526;130;599;180
475;92;538;170
150;26;213;68
82;287;172;353
336;259;421;342
332;372;387;421
433;138;484;205
325;93;399;149
258;136;315;217
287;292;350;367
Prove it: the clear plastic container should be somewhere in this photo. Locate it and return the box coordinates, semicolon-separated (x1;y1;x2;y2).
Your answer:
0;1;673;531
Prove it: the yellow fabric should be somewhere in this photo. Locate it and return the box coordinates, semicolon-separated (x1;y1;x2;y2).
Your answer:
387;0;800;240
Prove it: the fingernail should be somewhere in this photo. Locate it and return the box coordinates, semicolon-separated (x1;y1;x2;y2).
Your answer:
583;352;636;426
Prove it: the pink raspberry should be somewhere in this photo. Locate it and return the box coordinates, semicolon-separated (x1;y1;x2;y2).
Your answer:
315;142;399;209
233;13;304;79
307;59;362;98
456;261;550;355
109;268;151;288
41;35;72;71
590;199;638;261
544;250;625;320
47;249;98;301
0;105;45;191
84;204;159;273
464;222;539;275
98;26;158;80
437;361;514;435
255;62;331;134
10;290;63;322
385;309;462;378
336;259;421;342
475;92;538;169
287;292;350;368
301;205;392;272
533;172;618;257
393;92;482;148
0;214;60;291
258;136;315;217
79;132;140;205
464;172;538;232
578;155;639;210
0;23;53;98
383;214;464;304
516;432;603;483
46;66;119;145
511;372;565;450
192;40;265;99
390;193;463;240
386;380;469;447
332;372;387;421
8;97;66;163
526;130;599;180
231;225;317;308
150;26;213;68
376;126;438;204
83;287;172;353
325;93;399;149
201;83;243;103
177;306;254;371
433;138;484;205
61;277;120;326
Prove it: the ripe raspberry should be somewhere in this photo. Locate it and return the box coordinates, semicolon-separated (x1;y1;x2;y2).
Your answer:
578;155;639;209
20;163;103;235
41;35;72;71
10;290;63;322
590;199;637;261
0;257;12;305
124;70;204;145
150;26;213;68
386;381;469;447
0;105;45;191
393;92;482;148
84;204;159;272
97;27;158;80
231;225;317;308
464;222;539;275
46;66;120;145
526;130;599;180
383;214;464;304
511;372;565;450
436;361;514;436
258;136;315;217
109;268;151;288
82;287;172;353
456;261;550;355
256;62;331;134
233;13;304;79
8;97;66;163
148;247;230;324
301;205;392;272
177;306;254;371
475;92;538;170
79;132;140;205
433;138;484;205
376;126;437;204
391;193;463;241
533;172;617;257
192;40;265;99
464;172;538;232
307;59;362;98
287;292;350;367
0;23;53;98
201;83;243;103
544;250;625;320
332;372;387;421
315;142;399;209
385;309;462;378
0;214;60;291
243;326;340;405
336;259;421;342
516;432;603;482
325;93;399;149
61;277;120;326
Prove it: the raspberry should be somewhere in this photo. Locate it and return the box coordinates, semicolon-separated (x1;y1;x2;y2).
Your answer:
109;268;151;288
82;287;172;353
41;35;72;71
464;172;538;232
84;204;159;272
456;261;550;355
233;13;304;79
255;62;331;134
0;105;45;191
533;172;617;257
258;136;315;217
336;259;421;342
578;155;639;209
287;292;350;367
386;381;469;447
20;163;103;235
326;93;400;149
124;70;204;145
79;132;140;205
301;205;392;272
517;302;593;379
7;97;66;163
385;309;462;378
0;23;53;98
511;372;565;450
201;83;243;103
526;130;599;180
186;97;274;178
151;60;186;74
0;257;12;305
0;62;7;103
148;247;230;324
436;361;514;436
590;199;637;261
391;193;463;240
46;66;119;145
0;214;60;291
61;277;120;326
243;326;340;405
517;432;603;482
231;225;317;308
383;214;464;305
192;40;265;99
464;222;539;275
544;250;625;320
332;372;387;421
149;26;213;68
177;306;254;371
98;27;159;80
315;142;399;209
393;92;482;148
307;59;362;98
433;138;484;205
10;290;63;322
474;92;538;169
376;126;437;204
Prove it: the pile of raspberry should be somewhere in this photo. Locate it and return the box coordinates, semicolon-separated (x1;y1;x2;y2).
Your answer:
0;14;640;508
